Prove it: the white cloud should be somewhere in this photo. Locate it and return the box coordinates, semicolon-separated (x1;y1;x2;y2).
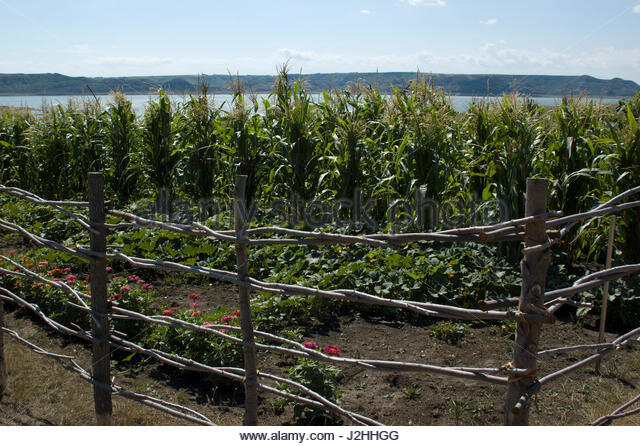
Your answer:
403;0;446;6
360;9;372;15
269;44;640;85
276;48;343;65
633;4;640;13
480;18;498;25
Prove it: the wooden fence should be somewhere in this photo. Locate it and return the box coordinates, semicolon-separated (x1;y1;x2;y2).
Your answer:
0;174;639;426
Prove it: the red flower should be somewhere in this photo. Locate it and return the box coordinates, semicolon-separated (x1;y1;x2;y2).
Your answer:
322;345;341;356
233;309;241;316
162;308;177;316
221;315;235;324
188;293;201;300
107;293;122;303
302;340;318;350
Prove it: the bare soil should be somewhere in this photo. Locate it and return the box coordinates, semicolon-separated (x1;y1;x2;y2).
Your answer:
1;278;639;426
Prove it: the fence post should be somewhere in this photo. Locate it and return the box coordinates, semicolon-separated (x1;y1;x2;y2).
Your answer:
505;178;551;425
595;215;616;373
0;301;7;401
88;172;113;426
234;174;259;425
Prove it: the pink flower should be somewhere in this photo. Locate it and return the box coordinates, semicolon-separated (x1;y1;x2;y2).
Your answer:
106;266;113;272
202;322;215;326
128;275;140;282
38;261;48;268
137;279;145;284
322;345;341;356
221;315;235;324
82;280;88;284
120;285;131;293
142;283;153;291
63;267;71;273
220;329;229;334
302;341;318;350
191;301;200;307
66;274;77;281
8;250;15;255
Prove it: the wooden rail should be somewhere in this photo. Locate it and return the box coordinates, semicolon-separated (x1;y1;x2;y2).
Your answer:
1;177;639;426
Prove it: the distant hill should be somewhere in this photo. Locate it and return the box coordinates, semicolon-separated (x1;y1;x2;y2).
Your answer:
0;72;638;97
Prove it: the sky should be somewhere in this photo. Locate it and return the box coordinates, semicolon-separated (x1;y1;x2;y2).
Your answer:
1;0;639;83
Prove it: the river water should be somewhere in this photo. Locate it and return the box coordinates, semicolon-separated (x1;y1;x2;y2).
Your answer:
0;94;623;114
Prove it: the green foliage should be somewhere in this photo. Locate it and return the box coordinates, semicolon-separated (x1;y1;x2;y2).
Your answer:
283;358;343;423
105;91;142;205
403;385;422;400
142;90;181;202
148;305;244;370
177;82;226;202
428;321;469;345
2;84;640;332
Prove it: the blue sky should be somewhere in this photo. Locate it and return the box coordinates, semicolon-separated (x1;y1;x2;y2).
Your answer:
1;0;639;83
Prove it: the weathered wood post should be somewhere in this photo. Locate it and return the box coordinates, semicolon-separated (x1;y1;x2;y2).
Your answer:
88;172;113;425
596;215;616;373
0;301;8;401
234;175;259;425
505;178;551;425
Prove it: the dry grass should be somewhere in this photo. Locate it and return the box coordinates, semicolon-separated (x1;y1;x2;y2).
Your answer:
0;320;189;425
529;348;640;425
0;310;244;426
575;353;640;425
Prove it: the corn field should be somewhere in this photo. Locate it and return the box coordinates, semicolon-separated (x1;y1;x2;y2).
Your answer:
1;69;639;265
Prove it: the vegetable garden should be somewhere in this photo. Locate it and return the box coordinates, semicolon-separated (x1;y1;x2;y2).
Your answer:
0;68;640;425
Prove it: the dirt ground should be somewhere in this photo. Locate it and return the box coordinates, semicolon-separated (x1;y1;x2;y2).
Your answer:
1;278;639;427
